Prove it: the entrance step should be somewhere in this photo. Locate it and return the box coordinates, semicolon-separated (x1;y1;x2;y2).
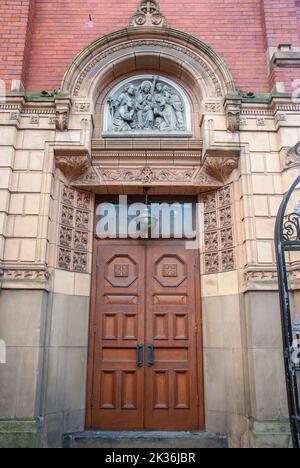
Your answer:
62;431;227;449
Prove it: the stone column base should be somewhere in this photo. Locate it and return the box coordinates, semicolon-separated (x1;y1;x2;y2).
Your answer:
0;420;37;448
250;420;292;448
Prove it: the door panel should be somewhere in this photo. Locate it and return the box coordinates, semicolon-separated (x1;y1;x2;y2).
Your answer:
89;241;202;431
91;244;145;429
145;246;199;430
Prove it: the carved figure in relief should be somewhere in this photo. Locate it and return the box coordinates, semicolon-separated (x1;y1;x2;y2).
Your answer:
136;80;156;129
106;76;187;134
109;84;136;132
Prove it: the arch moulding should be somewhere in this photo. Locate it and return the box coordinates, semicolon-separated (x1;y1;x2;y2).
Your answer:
55;27;241;194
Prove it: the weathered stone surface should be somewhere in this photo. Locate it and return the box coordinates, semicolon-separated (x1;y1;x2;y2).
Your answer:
62;431;228;449
0;420;37;448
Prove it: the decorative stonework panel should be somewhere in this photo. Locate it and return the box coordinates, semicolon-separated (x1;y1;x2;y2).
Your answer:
202;185;235;274
57;185;91;272
130;0;167;28
104;75;191;137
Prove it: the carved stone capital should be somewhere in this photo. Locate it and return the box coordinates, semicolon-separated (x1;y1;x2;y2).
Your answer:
55;153;91;183
286;142;300;168
204;156;239;182
55;98;71;132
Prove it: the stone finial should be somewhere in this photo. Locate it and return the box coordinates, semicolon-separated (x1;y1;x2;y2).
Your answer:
130;0;167;28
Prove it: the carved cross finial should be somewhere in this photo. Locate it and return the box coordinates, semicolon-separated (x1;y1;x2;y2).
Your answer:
130;0;167;28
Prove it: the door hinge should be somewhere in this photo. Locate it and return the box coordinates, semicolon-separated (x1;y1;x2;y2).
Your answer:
94;323;97;335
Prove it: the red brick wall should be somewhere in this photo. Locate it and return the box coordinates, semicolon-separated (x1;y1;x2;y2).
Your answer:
0;0;299;93
261;0;300;91
0;0;35;91
25;0;270;92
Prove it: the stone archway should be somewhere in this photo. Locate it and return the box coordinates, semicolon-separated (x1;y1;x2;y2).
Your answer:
55;20;241;193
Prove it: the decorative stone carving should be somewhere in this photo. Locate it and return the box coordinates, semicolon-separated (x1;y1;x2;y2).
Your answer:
131;0;167;28
286;142;300;167
55;154;90;183
72;38;224;98
202;185;235;274
73;166;100;186
58;186;91;272
105;75;190;136
2;269;50;282
224;99;241;133
221;249;235;271
205;102;222;113
204;253;219;274
55;98;71;131
74;102;91;113
204;157;239;183
55;110;69;131
100;167;195;184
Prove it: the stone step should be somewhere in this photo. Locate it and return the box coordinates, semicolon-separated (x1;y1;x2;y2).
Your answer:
62;431;228;449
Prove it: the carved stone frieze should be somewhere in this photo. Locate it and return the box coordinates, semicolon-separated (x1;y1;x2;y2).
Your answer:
130;0;167;28
2;269;50;281
286;142;300;167
204;156;239;183
55;154;91;184
73;166;100;186
100;167;196;184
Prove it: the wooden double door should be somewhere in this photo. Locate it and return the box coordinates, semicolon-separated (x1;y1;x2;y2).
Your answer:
87;240;204;430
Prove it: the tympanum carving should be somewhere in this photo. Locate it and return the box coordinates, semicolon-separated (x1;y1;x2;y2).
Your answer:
104;76;190;136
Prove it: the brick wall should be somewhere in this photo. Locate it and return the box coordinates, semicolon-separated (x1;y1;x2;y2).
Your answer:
0;0;299;93
0;0;35;91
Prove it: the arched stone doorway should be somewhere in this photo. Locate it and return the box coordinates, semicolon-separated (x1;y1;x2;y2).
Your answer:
51;7;241;440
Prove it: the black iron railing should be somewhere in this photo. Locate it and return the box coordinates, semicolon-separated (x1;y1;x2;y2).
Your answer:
275;175;300;449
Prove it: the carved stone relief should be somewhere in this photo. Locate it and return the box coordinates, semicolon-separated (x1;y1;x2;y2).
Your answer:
55;154;91;184
202;185;235;274
100;167;195;184
204;157;239;183
57;185;91;272
130;0;167;28
286;142;300;167
104;76;190;136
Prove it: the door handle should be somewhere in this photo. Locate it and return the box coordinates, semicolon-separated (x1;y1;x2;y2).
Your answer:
147;344;154;367
136;344;144;368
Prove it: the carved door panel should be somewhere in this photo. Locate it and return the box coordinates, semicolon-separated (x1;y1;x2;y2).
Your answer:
144;246;200;430
91;244;145;429
88;241;202;430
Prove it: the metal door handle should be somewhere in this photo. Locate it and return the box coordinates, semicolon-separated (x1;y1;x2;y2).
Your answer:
147;344;154;367
136;344;143;367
